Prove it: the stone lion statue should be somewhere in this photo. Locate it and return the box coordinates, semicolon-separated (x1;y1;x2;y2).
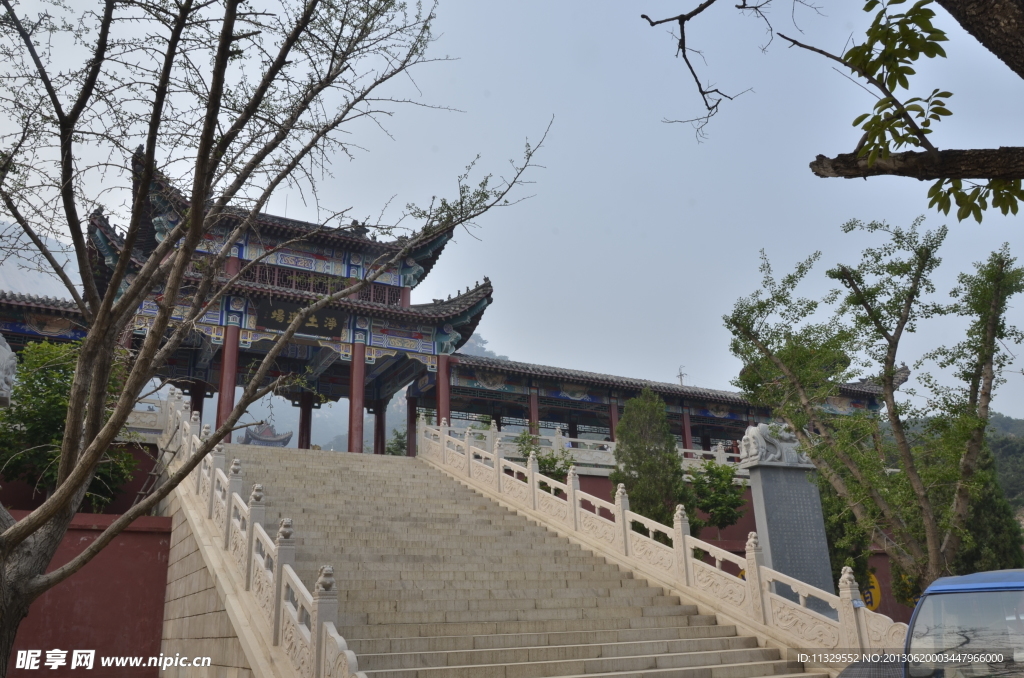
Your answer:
740;422;808;465
0;333;16;408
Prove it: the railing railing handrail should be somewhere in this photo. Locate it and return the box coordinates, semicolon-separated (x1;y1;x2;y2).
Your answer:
155;388;368;678
416;417;907;667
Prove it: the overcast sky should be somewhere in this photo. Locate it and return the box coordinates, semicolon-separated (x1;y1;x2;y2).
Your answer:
2;1;1022;441
303;0;1023;418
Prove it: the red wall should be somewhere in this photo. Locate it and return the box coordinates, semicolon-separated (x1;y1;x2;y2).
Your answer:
0;444;158;514
6;512;171;677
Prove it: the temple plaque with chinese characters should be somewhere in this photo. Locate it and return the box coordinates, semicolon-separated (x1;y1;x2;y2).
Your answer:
255;299;345;337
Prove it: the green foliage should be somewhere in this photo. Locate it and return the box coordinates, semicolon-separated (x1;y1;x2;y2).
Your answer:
725;220;1024;595
514;430;574;486
689;460;746;532
385;428;407;456
818;476;873;592
991;433;1024;509
841;0;1023;222
0;342;136;512
610;389;686;529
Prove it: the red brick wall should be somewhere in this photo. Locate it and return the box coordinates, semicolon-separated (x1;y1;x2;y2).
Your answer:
6;512;171;677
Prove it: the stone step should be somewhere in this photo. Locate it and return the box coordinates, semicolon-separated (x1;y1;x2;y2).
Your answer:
338;595;682;615
357;634;760;671
205;446;815;678
338;584;671;602
337;614;719;640
347;624;739;655
361;651;794;678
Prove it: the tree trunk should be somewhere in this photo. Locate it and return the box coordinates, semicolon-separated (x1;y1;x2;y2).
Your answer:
0;588;32;678
935;0;1024;81
810;147;1024;180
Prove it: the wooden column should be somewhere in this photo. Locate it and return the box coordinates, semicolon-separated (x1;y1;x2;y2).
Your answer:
400;287;411;308
608;396;619;442
216;257;242;441
528;386;539;435
437;354;451;425
298;391;314;449
348;342;366;453
681;407;694;450
373;399;388;455
568;421;578;440
406;395;418;456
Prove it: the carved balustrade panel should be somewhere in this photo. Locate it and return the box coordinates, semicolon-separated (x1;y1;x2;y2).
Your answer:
322;623;364;678
862;609;908;650
766;593;841;649
471;460;496;487
281;567;315;678
690;560;747;610
578;509;617;546
628;531;675;573
536;490;570;526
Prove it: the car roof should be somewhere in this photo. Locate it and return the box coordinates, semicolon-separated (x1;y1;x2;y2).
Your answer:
924;570;1024;594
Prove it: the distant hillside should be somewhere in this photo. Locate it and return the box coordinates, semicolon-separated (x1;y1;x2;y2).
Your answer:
991;412;1024;438
990;413;1024;510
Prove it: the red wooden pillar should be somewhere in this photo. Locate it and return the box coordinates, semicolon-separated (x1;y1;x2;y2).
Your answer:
568;421;578;440
298;391;314;449
528;386;539;435
348;342;366;453
373;399;388;454
400;287;411;308
437;354;451;426
216;257;242;441
406;395;418;457
608;396;619;442
682;408;694;450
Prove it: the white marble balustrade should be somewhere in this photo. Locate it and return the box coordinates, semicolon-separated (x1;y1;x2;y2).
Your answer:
154;389;368;678
417;417;907;660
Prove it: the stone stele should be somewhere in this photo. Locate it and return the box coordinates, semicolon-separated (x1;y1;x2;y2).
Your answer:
740;423;835;610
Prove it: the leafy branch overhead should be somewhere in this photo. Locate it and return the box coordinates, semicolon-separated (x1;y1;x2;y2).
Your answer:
641;0;1024;221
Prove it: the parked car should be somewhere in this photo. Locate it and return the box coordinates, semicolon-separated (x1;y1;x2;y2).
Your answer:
905;570;1024;677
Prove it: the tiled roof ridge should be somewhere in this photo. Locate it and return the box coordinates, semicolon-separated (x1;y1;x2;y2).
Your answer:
0;289;82;312
450;353;749;405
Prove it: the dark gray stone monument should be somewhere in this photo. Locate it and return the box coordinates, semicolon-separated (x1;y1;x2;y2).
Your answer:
740;423;835;613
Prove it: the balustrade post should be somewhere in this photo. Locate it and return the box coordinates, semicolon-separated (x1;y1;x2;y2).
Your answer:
208;444;224;519
566;466;580;531
189;409;201;438
225;459;242;549
245;484;265;591
488;419;498;454
273;519;296;646
838;566;867;651
312;566;338;678
744;532;768;625
527;452;539;510
416;412;424;454
553;428;562;455
614;484;631;556
673;505;692;587
464;429;473;479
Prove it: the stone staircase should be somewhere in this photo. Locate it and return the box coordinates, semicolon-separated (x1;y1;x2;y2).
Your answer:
223;446;823;678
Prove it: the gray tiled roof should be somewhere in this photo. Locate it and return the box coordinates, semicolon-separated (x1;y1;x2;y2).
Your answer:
450;354;751;405
0;290;81;313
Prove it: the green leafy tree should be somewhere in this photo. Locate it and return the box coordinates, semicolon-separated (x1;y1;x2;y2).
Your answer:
0;342;135;512
610;389;687;529
384;428;407;456
641;0;1024;221
514;430;574;487
689;459;746;536
990;433;1024;510
725;218;1024;600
